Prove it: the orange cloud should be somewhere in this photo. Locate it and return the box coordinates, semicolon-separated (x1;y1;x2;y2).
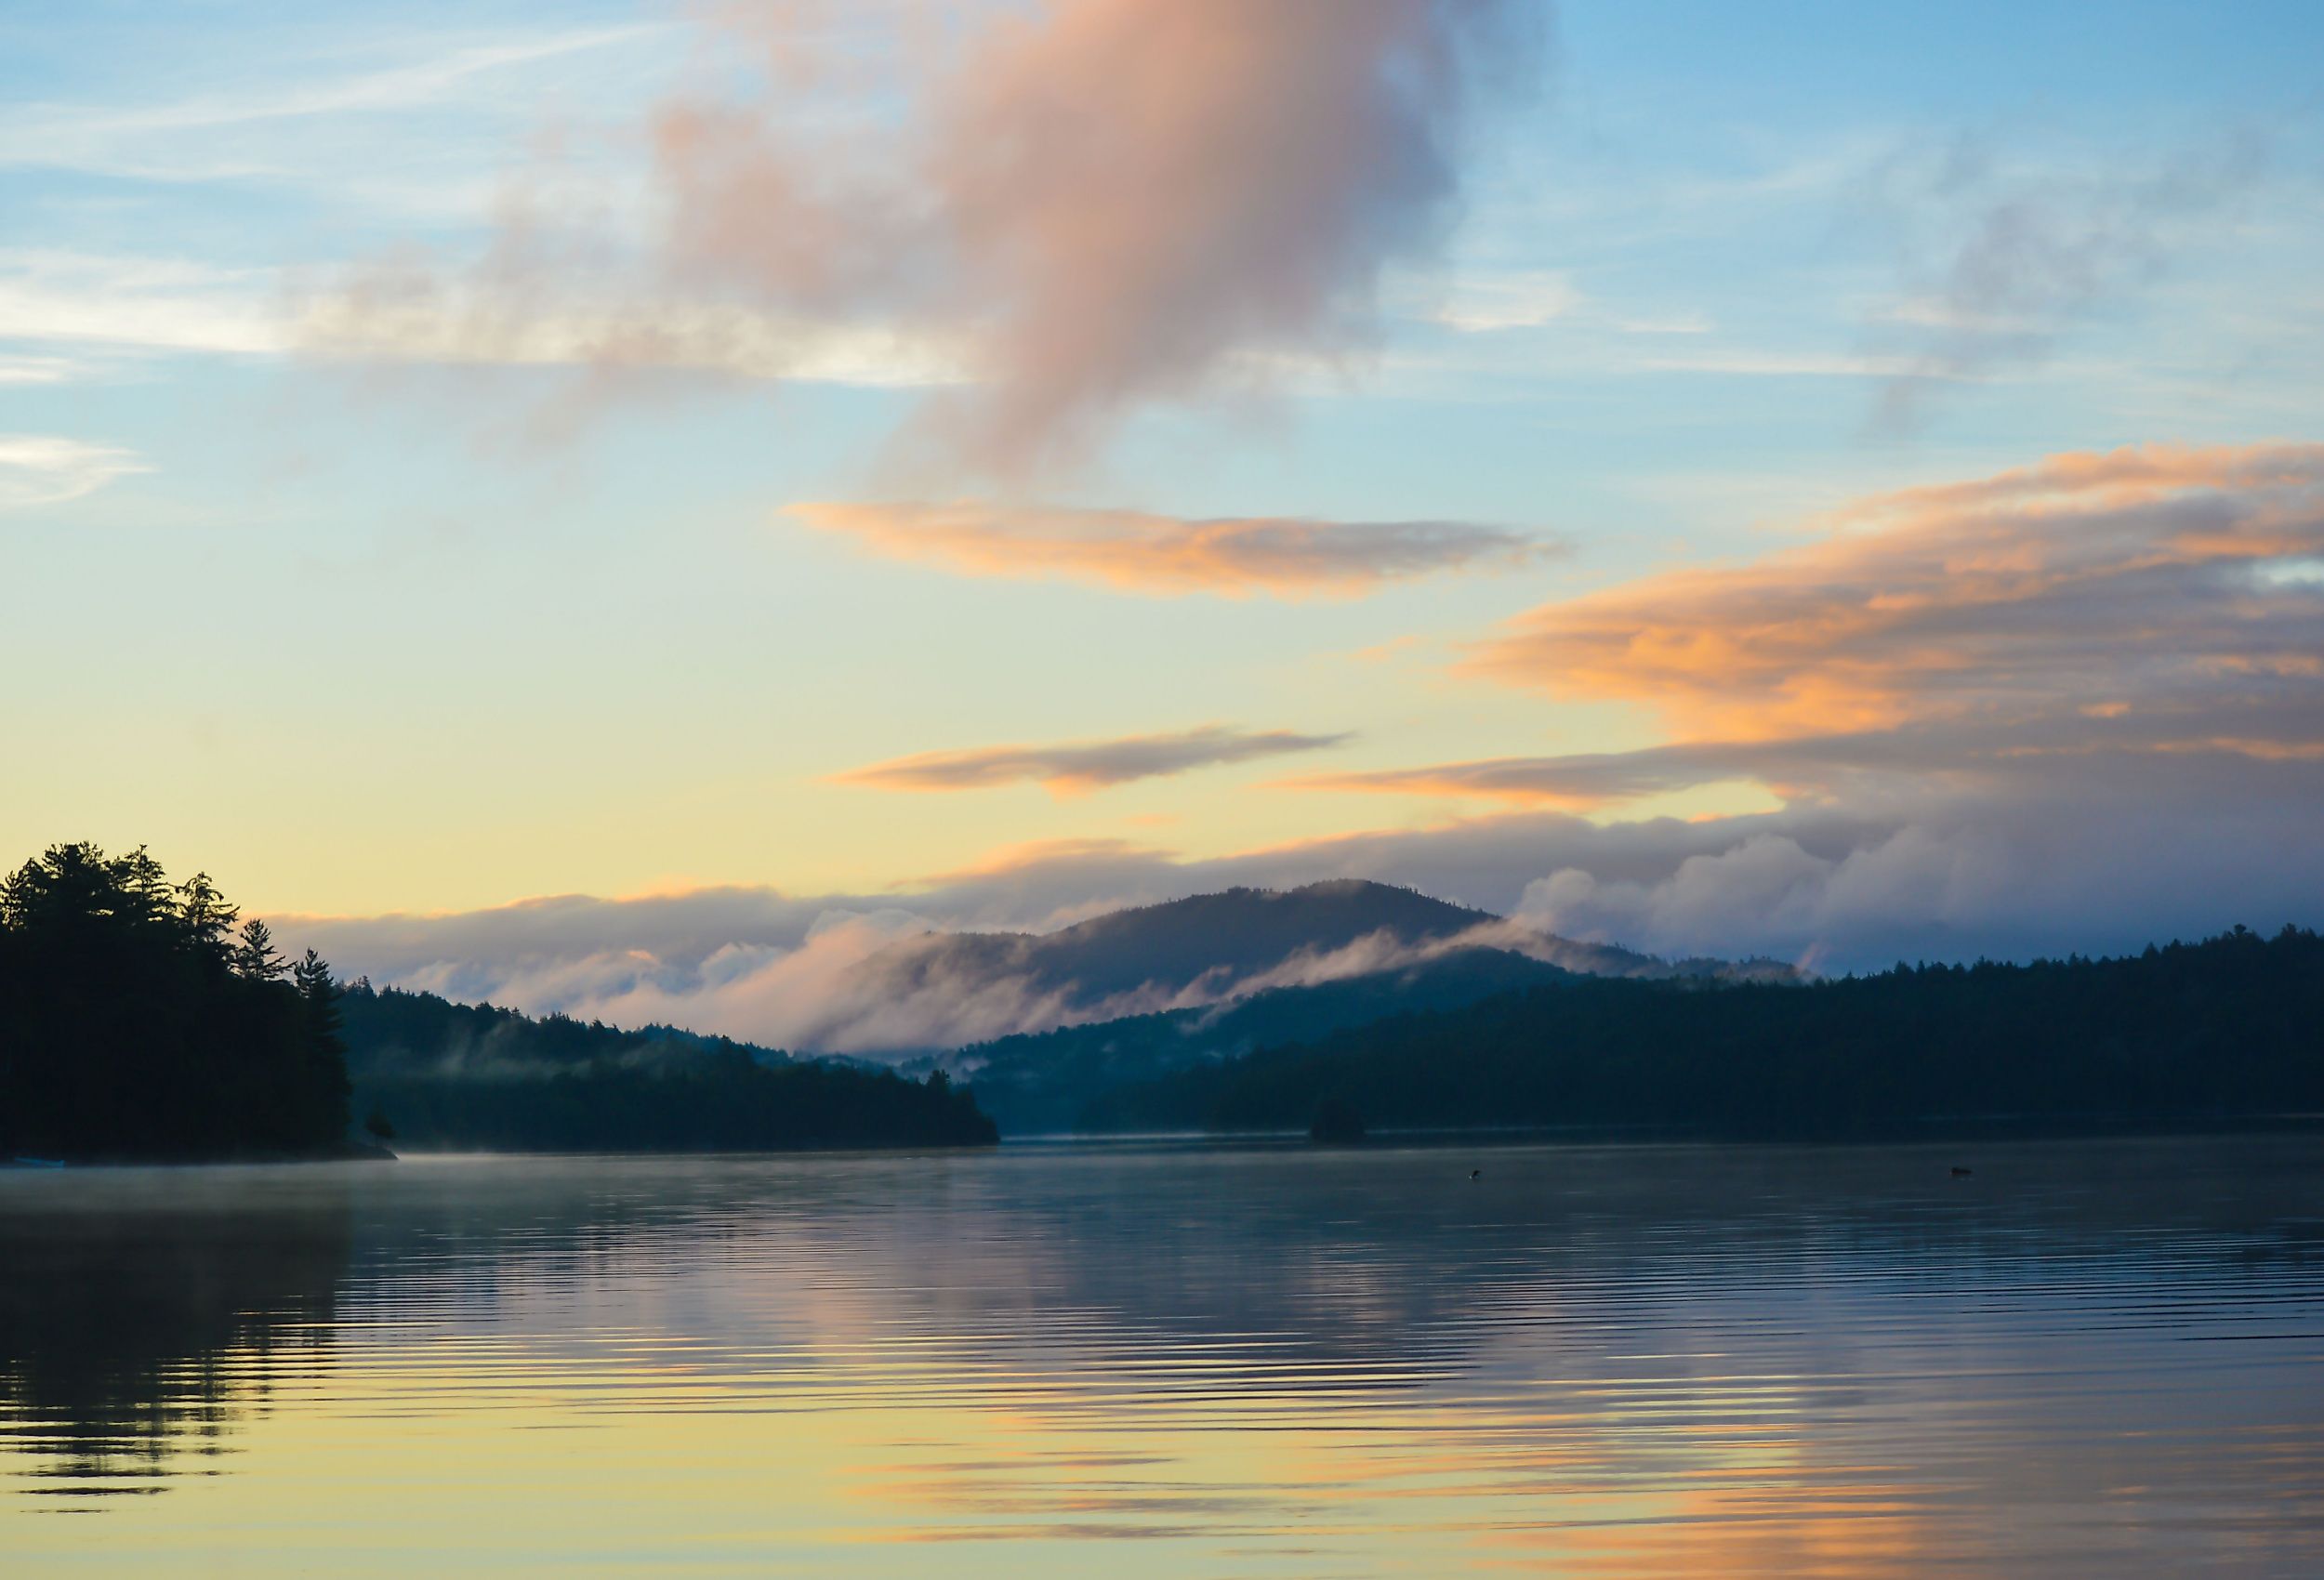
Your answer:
837;724;1353;796
790;500;1542;597
1468;441;2324;742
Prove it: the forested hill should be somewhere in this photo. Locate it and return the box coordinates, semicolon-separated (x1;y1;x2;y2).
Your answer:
341;982;790;1080
340;982;997;1152
952;947;1578;1133
1083;927;2324;1139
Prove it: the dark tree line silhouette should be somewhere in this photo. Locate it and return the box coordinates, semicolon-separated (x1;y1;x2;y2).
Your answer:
0;843;351;1161
1082;926;2324;1139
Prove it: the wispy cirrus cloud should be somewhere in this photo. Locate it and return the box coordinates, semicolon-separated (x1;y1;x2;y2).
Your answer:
0;251;286;357
1288;712;2324;810
1861;133;2270;428
839;724;1353;797
0;26;661;187
788;500;1546;597
0;434;148;509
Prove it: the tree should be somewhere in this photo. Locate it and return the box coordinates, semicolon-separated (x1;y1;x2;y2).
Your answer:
120;845;176;928
176;872;239;964
232;918;287;981
293;948;340;1032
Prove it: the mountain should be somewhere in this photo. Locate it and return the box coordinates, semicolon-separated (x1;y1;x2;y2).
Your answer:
852;879;1494;1012
336;879;1806;1142
339;982;996;1152
801;878;1789;1056
1082;926;2324;1139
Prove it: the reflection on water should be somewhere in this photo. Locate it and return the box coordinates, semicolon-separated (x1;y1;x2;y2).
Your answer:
4;1137;2323;1575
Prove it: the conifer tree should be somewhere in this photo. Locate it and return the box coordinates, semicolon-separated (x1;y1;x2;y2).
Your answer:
232;918;288;981
177;872;239;964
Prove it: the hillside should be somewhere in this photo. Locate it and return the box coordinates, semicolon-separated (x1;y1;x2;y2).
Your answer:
1085;926;2324;1139
949;947;1578;1133
340;982;997;1151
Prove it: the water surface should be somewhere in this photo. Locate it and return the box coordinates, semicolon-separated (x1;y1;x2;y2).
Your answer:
5;1136;2323;1575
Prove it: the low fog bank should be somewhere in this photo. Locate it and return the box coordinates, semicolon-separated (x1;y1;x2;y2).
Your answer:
274;757;2322;1059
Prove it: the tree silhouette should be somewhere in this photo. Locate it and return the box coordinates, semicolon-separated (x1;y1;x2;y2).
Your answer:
232;917;288;981
176;871;238;962
0;843;353;1160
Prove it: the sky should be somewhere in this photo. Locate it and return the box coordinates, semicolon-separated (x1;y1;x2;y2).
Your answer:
5;0;2322;1031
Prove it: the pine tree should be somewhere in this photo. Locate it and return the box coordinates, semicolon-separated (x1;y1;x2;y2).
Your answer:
120;845;176;928
176;872;239;964
232;917;288;981
293;948;341;1028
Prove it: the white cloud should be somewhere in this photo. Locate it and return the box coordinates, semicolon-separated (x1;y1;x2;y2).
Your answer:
0;434;147;509
1433;270;1584;332
0;251;286;356
0;27;664;186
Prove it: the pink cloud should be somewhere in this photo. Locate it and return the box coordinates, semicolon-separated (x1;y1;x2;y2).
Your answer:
838;724;1353;796
310;0;1543;477
790;499;1542;595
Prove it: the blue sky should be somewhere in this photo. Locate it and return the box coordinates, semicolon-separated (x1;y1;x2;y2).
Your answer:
4;0;2321;1021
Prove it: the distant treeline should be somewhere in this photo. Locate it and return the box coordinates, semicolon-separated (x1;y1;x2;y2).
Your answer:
1083;927;2324;1139
341;982;998;1152
0;844;351;1161
956;948;1574;1134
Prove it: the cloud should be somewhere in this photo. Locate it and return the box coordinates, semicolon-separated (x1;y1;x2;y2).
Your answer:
838;724;1353;795
1267;442;2324;964
277;718;2324;1054
1285;743;1777;808
0;354;79;386
0;434;148;509
1466;441;2324;744
298;272;967;388
1860;133;2268;428
1432;269;1583;332
0;250;286;357
0;27;662;188
1508;755;2324;972
271;442;2324;1022
316;0;1544;474
790;500;1543;596
281;751;2324;1050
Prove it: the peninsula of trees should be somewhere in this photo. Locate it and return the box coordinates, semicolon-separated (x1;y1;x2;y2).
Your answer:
0;843;352;1161
0;844;997;1161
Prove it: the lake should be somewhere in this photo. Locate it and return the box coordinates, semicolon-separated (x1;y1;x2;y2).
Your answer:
5;1136;2323;1575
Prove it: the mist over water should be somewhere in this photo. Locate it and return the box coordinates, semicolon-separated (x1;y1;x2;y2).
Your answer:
5;1138;2323;1575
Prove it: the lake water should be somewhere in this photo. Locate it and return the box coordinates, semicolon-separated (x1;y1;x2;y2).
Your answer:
4;1136;2323;1576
